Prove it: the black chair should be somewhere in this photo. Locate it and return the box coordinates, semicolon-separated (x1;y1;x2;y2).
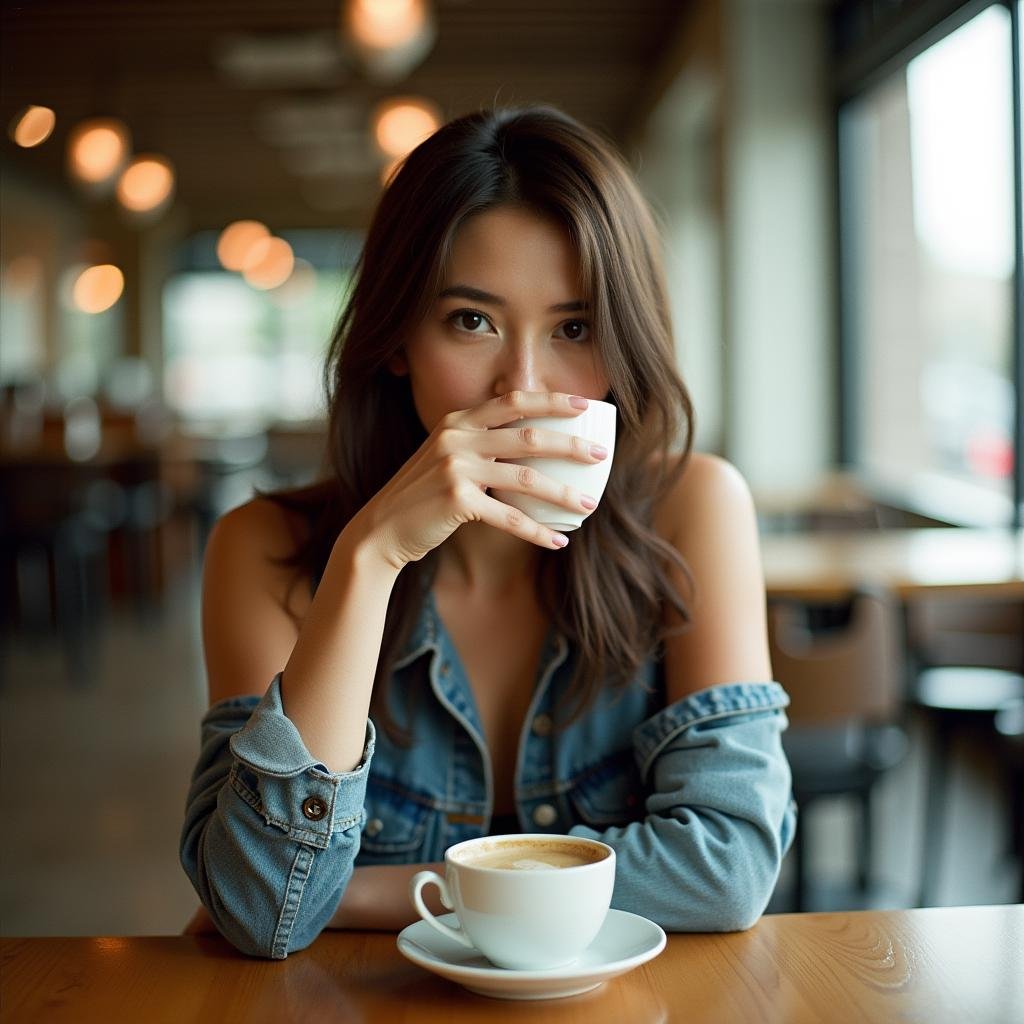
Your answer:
907;597;1024;906
994;698;1024;902
769;588;908;911
0;462;120;685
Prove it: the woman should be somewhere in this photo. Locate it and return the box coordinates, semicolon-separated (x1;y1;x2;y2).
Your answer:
180;104;795;960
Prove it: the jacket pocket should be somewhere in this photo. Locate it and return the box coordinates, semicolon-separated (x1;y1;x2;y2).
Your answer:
358;776;431;860
566;749;645;828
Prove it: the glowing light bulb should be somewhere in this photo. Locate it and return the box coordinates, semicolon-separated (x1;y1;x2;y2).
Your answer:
67;118;131;186
217;220;271;271
10;105;56;147
373;97;441;158
242;236;294;290
348;0;423;49
72;264;124;314
117;154;175;213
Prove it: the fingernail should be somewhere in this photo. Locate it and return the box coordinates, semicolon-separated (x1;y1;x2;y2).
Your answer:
569;396;589;409
552;533;569;547
590;444;608;459
580;494;598;510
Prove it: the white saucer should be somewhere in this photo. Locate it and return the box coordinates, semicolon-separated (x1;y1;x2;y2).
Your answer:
396;908;666;1000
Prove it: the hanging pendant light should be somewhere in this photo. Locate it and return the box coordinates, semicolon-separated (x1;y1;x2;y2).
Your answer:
116;153;176;215
71;263;125;314
9;105;56;148
342;0;436;82
67;117;131;191
216;220;271;271
242;236;295;290
372;95;440;186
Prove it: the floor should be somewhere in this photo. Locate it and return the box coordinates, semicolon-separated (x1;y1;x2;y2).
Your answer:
1;556;1020;937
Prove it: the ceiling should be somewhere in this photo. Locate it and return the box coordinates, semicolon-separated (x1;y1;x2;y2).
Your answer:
0;0;690;232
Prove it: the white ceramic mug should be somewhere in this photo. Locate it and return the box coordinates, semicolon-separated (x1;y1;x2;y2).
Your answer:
409;833;616;971
490;399;617;532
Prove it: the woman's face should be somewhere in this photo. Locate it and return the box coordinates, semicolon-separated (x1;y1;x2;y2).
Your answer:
390;204;611;432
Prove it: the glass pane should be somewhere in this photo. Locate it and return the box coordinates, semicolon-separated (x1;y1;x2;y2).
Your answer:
840;4;1015;524
162;266;348;426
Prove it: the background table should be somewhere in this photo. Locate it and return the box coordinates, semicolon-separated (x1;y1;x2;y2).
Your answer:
3;905;1021;1023
760;527;1024;601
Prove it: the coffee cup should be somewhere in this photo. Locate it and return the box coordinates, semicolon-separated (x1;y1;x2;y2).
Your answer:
490;398;617;532
409;833;615;970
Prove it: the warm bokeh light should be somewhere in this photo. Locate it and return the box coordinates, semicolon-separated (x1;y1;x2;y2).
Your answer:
116;154;175;213
67;118;131;185
347;0;426;49
217;220;271;272
72;264;124;313
242;236;294;290
9;105;56;148
373;97;441;158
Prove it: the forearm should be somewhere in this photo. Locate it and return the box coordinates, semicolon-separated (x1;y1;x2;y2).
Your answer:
575;682;794;932
280;515;402;773
327;862;448;931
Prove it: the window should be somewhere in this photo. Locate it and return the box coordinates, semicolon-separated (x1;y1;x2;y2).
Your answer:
838;2;1019;525
162;231;358;426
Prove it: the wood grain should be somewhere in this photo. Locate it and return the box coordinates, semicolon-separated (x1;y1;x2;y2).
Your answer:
3;906;1021;1023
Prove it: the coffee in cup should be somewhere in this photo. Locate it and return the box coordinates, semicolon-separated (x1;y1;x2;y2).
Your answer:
459;838;605;871
409;833;615;971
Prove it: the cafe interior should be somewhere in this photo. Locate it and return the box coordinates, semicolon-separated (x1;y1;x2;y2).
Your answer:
1;0;1022;942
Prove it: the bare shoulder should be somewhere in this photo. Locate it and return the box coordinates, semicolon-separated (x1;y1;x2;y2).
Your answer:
652;451;771;696
208;495;306;566
201;497;313;705
653;451;757;548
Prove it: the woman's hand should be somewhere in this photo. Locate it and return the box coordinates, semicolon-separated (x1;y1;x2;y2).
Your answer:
350;390;608;571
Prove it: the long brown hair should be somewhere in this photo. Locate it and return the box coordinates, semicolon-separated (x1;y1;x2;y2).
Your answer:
267;104;696;743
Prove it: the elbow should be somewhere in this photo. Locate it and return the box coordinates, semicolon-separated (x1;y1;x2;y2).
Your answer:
658;879;772;934
651;821;785;933
195;887;322;961
706;837;783;932
708;887;770;932
212;912;283;961
180;845;328;961
706;829;783;932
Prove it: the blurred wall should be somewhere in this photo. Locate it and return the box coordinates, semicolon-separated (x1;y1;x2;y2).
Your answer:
638;0;836;486
636;1;725;456
724;0;835;490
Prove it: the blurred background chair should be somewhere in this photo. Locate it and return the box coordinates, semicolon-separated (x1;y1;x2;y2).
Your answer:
993;698;1024;902
769;587;908;911
906;597;1024;905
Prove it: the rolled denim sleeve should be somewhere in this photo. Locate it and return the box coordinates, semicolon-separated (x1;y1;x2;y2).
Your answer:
569;681;795;932
179;673;375;959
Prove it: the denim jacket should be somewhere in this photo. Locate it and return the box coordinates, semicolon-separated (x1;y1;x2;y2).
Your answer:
181;587;795;959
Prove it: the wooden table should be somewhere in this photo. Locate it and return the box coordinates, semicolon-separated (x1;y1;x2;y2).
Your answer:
761;527;1024;601
3;905;1021;1023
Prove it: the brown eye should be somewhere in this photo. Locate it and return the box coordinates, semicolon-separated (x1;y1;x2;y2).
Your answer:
559;320;590;342
447;309;491;333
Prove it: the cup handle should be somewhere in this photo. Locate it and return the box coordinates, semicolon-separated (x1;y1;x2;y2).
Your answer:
409;870;473;949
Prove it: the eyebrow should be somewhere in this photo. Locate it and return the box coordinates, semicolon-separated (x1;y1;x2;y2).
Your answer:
437;284;588;314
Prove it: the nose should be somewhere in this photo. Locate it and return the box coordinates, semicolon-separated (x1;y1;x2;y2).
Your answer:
492;338;543;397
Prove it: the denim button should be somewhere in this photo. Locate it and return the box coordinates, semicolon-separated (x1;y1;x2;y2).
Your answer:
532;803;557;827
531;714;553;737
364;817;384;837
302;796;328;821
